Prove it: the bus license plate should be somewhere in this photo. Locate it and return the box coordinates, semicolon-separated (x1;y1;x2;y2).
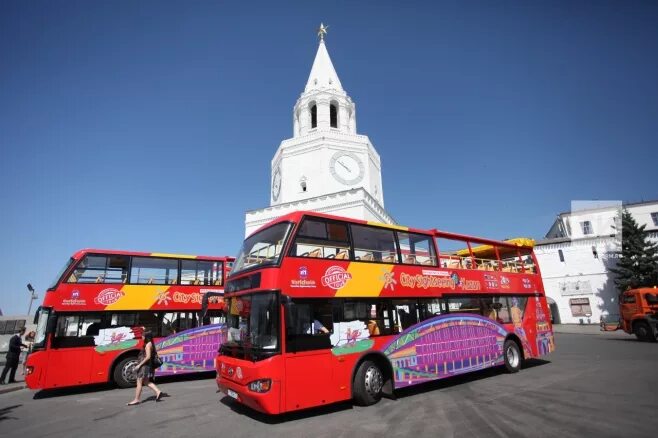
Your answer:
227;389;238;400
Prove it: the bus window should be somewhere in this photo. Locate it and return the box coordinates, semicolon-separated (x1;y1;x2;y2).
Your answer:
392;299;419;331
397;232;436;266
181;260;223;286
130;257;179;285
446;297;482;315
418;298;447;320
509;297;528;325
290;218;351;259
68;254;129;284
341;300;392;336
53;313;103;348
161;312;198;336
350;224;398;263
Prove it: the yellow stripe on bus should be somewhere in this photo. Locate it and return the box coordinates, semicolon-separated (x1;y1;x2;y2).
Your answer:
151;252;197;259
366;221;408;231
105;285;167;310
334;263;394;297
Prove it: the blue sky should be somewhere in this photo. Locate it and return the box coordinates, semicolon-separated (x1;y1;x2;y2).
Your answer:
1;1;657;315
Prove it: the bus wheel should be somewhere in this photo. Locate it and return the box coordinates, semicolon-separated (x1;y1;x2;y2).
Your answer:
633;321;655;342
503;339;521;373
113;356;139;388
353;360;384;406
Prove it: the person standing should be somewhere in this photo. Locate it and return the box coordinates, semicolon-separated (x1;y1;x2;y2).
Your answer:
21;331;36;376
126;332;165;405
1;326;28;384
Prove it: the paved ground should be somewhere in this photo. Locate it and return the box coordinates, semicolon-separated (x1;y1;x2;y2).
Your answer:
1;330;657;437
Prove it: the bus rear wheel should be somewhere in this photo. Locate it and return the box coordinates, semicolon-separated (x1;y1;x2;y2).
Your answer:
113;356;139;388
353;360;384;406
503;339;521;373
633;321;656;342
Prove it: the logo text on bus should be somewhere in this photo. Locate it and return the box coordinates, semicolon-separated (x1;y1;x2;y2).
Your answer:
321;266;352;290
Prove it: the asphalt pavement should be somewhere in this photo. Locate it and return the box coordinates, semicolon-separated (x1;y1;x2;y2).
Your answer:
1;330;657;437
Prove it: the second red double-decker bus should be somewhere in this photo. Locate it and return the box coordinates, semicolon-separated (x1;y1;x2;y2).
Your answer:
217;211;554;414
25;249;233;389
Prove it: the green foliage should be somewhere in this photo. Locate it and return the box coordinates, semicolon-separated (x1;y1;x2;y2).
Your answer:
609;209;658;292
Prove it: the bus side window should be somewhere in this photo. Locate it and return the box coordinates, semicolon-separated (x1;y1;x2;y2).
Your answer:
392;300;419;331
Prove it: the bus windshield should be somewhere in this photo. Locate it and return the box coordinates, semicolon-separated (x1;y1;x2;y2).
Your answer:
47;258;74;290
224;292;279;355
231;222;292;275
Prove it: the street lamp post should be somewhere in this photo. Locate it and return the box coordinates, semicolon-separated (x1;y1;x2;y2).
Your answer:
26;283;38;317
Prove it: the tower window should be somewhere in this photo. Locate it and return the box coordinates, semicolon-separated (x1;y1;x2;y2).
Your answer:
311;104;317;129
301;180;307;192
558;249;565;262
330;104;337;128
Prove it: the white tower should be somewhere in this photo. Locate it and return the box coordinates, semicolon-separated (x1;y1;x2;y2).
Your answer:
245;26;394;236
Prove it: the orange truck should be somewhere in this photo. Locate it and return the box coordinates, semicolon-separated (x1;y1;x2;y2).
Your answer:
602;288;658;341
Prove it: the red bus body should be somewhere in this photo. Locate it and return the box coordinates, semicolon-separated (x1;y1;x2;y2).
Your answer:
216;211;554;414
25;249;233;390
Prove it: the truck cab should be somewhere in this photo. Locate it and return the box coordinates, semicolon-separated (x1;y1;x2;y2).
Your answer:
620;288;658;342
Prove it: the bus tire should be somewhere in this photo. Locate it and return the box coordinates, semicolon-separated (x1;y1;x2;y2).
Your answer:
633;321;655;342
503;339;521;373
113;355;139;388
353;360;384;406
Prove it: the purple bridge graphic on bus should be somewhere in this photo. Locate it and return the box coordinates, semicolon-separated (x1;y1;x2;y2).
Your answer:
383;314;509;388
154;324;225;376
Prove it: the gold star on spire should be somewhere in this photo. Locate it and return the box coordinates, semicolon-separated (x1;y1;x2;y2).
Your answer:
317;23;329;40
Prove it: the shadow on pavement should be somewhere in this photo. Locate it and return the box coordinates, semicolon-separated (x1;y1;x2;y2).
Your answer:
0;404;22;422
33;371;215;399
394;359;550;400
219;360;551;422
220;396;354;424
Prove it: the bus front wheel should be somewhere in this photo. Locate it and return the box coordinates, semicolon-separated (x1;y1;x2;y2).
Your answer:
353;360;384;406
503;339;521;373
113;356;139;388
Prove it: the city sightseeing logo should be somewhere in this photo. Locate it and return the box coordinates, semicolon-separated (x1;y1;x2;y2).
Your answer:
321;266;352;290
94;288;124;305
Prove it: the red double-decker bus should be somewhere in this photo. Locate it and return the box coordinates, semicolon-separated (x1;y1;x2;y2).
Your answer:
216;211;554;414
25;249;233;390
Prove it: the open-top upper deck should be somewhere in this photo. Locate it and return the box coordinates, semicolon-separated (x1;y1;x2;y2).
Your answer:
227;211;543;298
43;249;234;312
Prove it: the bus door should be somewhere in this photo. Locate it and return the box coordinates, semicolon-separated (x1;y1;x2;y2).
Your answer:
283;301;336;411
43;313;101;387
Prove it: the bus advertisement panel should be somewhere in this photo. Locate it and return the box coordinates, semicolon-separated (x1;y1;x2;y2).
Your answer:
216;211;554;414
25;249;234;389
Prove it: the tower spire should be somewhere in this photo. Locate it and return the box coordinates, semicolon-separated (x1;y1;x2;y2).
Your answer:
305;24;343;92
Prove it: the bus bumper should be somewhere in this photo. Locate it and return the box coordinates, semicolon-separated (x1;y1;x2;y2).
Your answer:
217;376;281;415
216;355;282;415
24;352;44;389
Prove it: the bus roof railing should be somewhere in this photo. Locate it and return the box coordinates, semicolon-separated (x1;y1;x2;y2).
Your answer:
430;229;535;250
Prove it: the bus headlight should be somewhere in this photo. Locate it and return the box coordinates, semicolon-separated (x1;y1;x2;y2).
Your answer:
248;379;271;393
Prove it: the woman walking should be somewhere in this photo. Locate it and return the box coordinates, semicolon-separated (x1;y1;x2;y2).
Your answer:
127;332;165;405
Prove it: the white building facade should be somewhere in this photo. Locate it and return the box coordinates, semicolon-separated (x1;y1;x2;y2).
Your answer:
245;36;394;237
535;201;658;324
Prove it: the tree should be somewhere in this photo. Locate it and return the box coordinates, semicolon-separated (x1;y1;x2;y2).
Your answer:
609;209;658;292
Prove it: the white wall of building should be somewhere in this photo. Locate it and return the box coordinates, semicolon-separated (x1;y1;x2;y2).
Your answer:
537;201;658;324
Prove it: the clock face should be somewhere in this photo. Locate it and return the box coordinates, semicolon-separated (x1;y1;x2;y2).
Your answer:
330;152;364;185
272;166;282;201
